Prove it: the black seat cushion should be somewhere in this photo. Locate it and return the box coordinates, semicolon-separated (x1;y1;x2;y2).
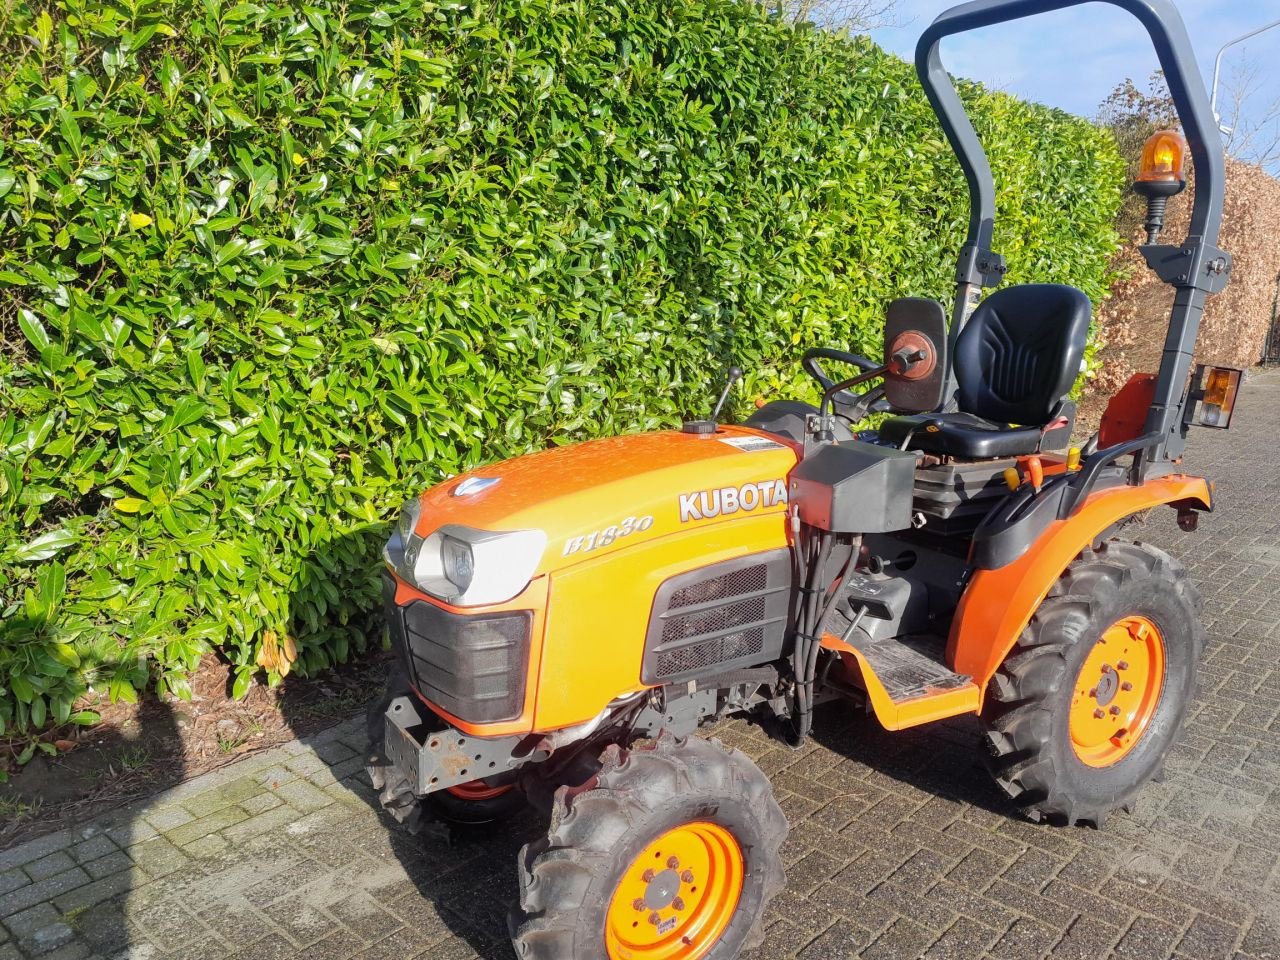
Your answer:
879;284;1090;459
877;412;1047;459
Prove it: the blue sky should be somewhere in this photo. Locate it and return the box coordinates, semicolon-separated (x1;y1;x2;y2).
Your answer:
869;1;1280;169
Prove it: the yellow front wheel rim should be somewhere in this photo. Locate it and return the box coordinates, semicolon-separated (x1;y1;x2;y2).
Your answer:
604;822;744;960
1069;615;1165;767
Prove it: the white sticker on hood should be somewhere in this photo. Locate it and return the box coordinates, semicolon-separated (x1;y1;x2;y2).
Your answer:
717;435;786;453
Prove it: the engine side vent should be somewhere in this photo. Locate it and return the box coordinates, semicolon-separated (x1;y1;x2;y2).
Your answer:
643;549;791;684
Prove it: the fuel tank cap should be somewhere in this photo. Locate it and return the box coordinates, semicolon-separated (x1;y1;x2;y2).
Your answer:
681;420;717;435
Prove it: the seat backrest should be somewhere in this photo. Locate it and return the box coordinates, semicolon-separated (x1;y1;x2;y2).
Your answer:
954;284;1091;426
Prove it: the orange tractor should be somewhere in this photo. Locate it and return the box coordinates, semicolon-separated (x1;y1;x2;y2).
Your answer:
367;0;1240;956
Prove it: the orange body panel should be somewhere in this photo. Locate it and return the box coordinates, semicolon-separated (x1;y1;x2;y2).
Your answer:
947;475;1212;705
537;512;790;731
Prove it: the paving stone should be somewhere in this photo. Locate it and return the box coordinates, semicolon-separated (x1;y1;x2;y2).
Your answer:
0;833;73;875
50;871;134;915
1175;912;1242;960
794;919;865;958
1114;916;1185;960
164;807;249;847
0;869;90;920
82;852;133;881
0;873;27;900
3;902;61;939
239;792;284;816
989;917;1058;960
181;778;265;820
922;916;1003;960
23;852;77;884
143;806;195;833
68;835;118;866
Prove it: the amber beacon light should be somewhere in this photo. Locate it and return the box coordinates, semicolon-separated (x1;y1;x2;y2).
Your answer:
1134;130;1187;244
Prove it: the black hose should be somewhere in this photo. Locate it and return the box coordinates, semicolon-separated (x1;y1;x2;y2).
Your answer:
792;532;856;745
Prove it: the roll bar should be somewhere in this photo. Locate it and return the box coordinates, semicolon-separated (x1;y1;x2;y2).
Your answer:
916;0;1232;464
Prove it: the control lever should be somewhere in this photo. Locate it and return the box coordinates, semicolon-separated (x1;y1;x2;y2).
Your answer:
711;366;743;423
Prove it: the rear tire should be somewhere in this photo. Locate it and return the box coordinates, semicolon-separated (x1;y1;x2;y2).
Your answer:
510;735;787;959
982;539;1203;827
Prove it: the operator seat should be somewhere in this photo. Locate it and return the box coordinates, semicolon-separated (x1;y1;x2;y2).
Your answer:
878;284;1091;459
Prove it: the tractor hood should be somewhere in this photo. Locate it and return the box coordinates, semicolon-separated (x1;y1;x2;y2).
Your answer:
412;425;799;578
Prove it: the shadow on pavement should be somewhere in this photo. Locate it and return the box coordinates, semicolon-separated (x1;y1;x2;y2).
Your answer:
0;697;184;959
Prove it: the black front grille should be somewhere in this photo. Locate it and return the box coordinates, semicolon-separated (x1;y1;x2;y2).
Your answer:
643;550;791;683
383;573;532;724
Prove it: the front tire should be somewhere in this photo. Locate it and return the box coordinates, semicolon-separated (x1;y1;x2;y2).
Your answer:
510;735;787;960
983;539;1203;827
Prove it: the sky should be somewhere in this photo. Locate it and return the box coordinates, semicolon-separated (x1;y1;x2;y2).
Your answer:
869;0;1280;171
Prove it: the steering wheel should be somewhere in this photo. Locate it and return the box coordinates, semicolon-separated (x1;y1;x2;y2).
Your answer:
802;347;884;423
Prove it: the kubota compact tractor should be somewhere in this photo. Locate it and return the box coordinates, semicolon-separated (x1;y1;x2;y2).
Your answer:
366;0;1241;956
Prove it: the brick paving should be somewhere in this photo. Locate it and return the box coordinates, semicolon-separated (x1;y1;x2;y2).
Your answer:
3;370;1279;960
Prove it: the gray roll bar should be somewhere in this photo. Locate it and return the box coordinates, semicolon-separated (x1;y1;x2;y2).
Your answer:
916;0;1231;464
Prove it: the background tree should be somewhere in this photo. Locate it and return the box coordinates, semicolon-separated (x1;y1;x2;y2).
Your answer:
771;0;898;32
1217;55;1280;172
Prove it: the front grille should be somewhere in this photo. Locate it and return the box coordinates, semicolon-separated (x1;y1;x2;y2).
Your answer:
643;550;791;683
383;573;532;724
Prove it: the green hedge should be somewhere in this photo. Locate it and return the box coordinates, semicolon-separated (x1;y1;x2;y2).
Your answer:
0;0;1124;734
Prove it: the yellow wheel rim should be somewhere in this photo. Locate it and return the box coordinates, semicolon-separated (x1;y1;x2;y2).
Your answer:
1069;615;1165;767
604;822;744;960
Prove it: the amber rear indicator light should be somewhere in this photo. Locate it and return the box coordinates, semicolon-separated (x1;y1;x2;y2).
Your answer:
1184;364;1243;429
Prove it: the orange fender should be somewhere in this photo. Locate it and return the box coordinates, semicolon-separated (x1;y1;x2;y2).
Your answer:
947;475;1212;706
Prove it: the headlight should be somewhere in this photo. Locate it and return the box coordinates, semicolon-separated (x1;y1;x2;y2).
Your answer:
398;496;422;542
440;536;475;594
384;499;545;607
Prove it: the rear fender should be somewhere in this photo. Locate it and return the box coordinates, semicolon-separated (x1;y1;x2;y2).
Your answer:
948;475;1212;706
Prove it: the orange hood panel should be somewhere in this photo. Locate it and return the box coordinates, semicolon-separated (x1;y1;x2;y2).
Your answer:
414;426;799;576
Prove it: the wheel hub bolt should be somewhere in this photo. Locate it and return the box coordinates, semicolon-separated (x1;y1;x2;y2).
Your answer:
681;870;695;883
632;899;646;912
1094;708;1105;719
642;869;656;883
1117;660;1129;670
672;897;686;911
648;912;661;926
1110;705;1122;716
1121;681;1133;691
1101;664;1112;674
667;856;680;870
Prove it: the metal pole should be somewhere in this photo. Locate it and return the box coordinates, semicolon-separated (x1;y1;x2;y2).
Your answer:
1210;17;1280;126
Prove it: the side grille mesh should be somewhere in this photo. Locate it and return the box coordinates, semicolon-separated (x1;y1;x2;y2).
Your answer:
654;627;766;678
669;564;769;609
643;552;790;683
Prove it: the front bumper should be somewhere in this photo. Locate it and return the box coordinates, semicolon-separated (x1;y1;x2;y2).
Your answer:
378;694;550;798
368;692;550;835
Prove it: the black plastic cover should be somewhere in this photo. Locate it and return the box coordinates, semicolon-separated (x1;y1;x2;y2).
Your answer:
790;441;916;533
383;572;532;724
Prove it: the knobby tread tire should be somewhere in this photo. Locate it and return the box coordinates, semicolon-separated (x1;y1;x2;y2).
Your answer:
509;734;788;960
982;539;1204;828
